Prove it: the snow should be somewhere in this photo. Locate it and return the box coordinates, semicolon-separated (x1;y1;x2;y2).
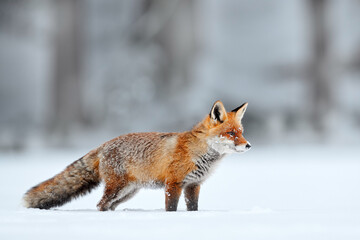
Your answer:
0;145;360;239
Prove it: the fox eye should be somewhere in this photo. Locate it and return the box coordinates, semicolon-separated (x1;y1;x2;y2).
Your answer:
227;131;235;136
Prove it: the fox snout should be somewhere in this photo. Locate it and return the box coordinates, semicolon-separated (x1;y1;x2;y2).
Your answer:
235;142;251;153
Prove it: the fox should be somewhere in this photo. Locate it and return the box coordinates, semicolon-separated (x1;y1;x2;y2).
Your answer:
23;100;251;211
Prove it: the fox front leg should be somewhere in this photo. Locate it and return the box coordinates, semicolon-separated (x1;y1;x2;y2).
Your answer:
184;184;200;211
165;182;182;211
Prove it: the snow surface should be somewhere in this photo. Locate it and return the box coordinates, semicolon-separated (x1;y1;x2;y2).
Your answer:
0;145;360;240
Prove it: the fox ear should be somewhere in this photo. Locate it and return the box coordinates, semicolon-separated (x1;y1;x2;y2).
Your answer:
232;102;248;122
210;100;227;124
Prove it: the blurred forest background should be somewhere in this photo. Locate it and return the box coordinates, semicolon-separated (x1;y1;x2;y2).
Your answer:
1;0;360;150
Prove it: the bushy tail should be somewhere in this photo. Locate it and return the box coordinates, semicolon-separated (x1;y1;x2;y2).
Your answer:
23;154;100;209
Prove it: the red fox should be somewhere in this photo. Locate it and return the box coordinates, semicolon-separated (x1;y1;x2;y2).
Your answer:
23;100;251;211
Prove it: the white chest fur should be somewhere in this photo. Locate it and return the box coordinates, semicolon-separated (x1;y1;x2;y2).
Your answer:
183;149;223;185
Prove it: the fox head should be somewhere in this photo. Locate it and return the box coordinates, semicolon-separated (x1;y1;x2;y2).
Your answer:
195;100;251;154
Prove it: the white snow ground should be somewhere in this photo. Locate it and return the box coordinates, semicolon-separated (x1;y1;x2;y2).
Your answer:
0;145;359;240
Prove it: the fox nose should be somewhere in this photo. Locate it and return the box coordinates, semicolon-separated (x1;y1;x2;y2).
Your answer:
245;143;251;149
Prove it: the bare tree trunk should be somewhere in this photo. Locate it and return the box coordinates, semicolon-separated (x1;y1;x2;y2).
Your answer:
50;0;84;145
308;0;335;135
156;0;197;97
134;0;198;99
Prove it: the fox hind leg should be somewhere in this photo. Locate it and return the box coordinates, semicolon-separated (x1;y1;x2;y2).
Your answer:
97;184;121;211
109;188;139;211
97;172;134;211
97;183;136;211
